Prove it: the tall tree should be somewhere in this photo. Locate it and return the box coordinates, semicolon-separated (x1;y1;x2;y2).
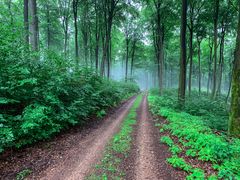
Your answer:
187;0;204;96
24;0;29;45
73;0;79;67
211;0;220;98
153;0;164;95
178;0;187;105
229;0;240;137
29;0;39;51
58;0;71;58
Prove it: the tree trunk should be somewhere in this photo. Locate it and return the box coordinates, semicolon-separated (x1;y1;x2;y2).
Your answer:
24;0;29;45
29;0;39;52
188;27;193;96
125;38;129;82
73;0;79;67
178;0;187;106
46;3;50;49
130;40;136;77
197;39;202;95
229;0;240;136
94;0;100;71
217;28;225;96
212;0;219;99
207;39;213;95
64;29;68;58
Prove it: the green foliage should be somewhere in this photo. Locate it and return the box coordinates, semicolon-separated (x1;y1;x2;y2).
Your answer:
167;156;192;172
149;89;229;131
16;169;32;180
186;168;205;180
170;145;182;155
186;149;197;157
0;26;139;153
148;92;240;179
160;136;174;147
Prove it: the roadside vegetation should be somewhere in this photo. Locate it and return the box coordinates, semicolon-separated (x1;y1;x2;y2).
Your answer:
149;90;240;179
88;95;142;179
0;25;139;153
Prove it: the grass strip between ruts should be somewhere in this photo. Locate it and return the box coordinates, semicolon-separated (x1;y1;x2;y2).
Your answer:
87;94;143;180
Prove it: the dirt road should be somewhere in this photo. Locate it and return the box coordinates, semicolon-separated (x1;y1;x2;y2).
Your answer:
1;95;185;180
36;97;136;180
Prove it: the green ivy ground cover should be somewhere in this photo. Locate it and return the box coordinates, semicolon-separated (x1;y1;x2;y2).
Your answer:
148;91;240;179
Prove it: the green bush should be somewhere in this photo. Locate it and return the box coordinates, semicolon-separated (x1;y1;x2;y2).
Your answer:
148;92;240;179
0;27;139;153
149;89;229;131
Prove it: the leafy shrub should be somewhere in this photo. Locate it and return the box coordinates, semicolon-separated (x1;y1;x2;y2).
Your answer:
160;136;174;147
149;89;229;131
167;156;192;172
148;93;240;179
186;168;205;180
0;27;139;153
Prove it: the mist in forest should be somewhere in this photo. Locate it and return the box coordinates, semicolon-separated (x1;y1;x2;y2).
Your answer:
111;62;230;94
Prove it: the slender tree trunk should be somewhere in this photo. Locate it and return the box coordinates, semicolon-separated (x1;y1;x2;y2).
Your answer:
130;40;136;77
100;29;106;76
212;0;219;99
64;29;68;58
24;0;29;45
229;0;240;136
94;0;100;71
29;0;39;52
73;0;79;67
217;30;225;96
46;3;51;49
197;39;202;95
188;27;193;96
125;38;129;82
178;0;188;106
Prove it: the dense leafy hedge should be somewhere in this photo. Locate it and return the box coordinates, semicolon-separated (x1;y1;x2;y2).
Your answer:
0;25;139;153
148;92;240;179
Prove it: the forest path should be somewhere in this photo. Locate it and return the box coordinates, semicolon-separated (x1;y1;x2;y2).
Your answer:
35;97;136;180
122;94;177;180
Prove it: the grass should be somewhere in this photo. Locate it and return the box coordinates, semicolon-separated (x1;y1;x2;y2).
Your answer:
87;94;143;180
148;91;240;179
16;169;32;180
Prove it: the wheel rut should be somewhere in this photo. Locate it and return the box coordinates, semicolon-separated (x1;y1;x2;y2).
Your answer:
35;97;136;180
123;94;180;180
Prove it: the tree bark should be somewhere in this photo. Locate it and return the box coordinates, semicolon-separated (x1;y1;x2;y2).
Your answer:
94;0;100;71
29;0;39;52
73;0;79;67
197;39;202;95
24;0;29;45
229;0;240;137
207;38;213;95
46;4;51;49
178;0;188;106
125;38;129;81
212;0;220;99
130;40;137;77
188;3;194;96
217;24;226;96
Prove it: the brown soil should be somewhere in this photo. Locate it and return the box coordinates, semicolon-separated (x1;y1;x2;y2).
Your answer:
121;95;186;180
0;97;136;180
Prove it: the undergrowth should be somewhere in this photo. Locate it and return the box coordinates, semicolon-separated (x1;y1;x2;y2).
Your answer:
0;25;139;153
87;95;142;179
149;89;229;131
148;91;240;179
